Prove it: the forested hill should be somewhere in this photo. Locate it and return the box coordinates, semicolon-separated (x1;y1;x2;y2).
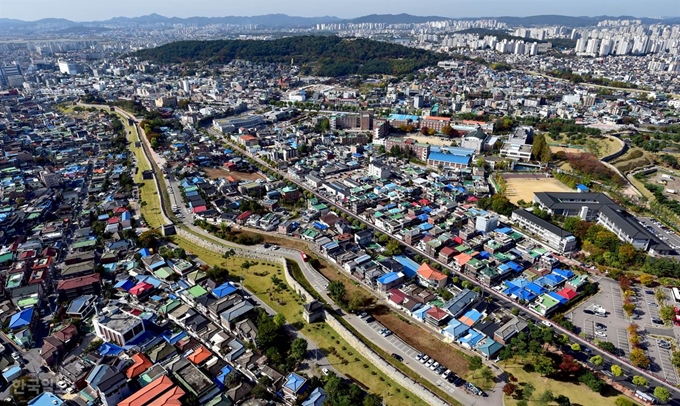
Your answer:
132;36;447;77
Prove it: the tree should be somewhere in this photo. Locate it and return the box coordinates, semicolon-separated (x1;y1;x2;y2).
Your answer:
252;375;273;400
558;354;581;375
654;386;671;403
468;355;483;371
597;341;618;354
535;355;556;376
503;383;517;396
273;313;286;328
672;350;680;368
363;394;382;406
538;390;554;406
630;348;651;369
555;394;571;406
420;126;430;135
255;310;282;349
138;229;161;248
623;302;636;317
441;125;454;136
589;355;604;366
480;366;494;382
655;288;668;303
557;334;570;347
578;370;605;392
290;338;308;361
523;382;535;400
570;343;581;352
384;239;402;256
224;371;243;389
660;305;675;323
639;273;655;286
632;375;648;387
611;364;624;377
327;280;346;304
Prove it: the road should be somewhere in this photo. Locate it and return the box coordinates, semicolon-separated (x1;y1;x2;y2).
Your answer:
209;127;680;401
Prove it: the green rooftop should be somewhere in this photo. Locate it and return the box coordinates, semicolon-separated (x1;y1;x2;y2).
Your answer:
186;285;208;298
6;273;22;289
72;239;97;249
154;267;174;280
17;296;39;308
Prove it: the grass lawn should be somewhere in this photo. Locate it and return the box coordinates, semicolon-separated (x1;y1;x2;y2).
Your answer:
628;174;655;201
465;370;495;391
501;357;628;406
304;323;428;406
588;137;620;157
370;305;470;377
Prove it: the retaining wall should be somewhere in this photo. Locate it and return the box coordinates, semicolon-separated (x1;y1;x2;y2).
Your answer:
324;311;450;406
600;135;629;162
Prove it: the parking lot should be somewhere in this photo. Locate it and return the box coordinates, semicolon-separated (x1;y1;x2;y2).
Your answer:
571;275;680;385
639;217;680;251
655;342;680;384
570;277;631;356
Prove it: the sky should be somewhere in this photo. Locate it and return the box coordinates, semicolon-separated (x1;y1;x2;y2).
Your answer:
2;0;679;21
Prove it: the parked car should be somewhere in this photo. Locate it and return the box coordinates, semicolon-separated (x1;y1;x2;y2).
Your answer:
322;368;329;376
430;361;440;371
391;353;403;362
442;369;451;379
416;353;423;361
381;329;392;337
595;331;607;338
420;355;430;364
425;358;434;367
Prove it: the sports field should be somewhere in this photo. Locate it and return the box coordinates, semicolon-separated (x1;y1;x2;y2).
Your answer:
503;174;574;204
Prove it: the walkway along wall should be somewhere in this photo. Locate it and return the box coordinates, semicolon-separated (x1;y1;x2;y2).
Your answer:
324;311;450;406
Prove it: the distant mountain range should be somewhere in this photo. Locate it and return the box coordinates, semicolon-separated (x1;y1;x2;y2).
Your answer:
1;13;679;31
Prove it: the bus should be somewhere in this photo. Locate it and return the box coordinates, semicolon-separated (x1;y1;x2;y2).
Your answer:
300;252;308;262
672;287;680;303
634;390;657;405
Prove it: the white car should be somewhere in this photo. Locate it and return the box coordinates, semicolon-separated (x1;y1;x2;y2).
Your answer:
442;369;451;379
430;361;440;371
420;355;429;364
541;320;552;327
425;358;434;367
595;331;607;337
322;368;329;376
57;381;68;389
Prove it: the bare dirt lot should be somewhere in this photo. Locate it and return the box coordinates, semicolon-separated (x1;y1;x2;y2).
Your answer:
402;134;456;146
502;174;574;204
370;305;471;376
645;171;680;202
203;167;266;182
549;146;586;154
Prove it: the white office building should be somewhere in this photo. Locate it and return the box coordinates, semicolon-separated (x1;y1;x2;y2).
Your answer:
93;310;145;346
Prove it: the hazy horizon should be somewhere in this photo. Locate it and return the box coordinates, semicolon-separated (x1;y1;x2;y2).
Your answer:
2;0;678;22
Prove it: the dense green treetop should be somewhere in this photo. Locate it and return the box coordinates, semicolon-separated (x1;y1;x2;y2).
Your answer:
132;35;447;76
